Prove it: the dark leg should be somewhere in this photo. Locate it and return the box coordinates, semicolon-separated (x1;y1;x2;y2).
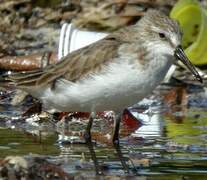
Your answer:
112;113;122;144
84;112;95;143
114;144;139;174
114;143;130;173
87;140;103;175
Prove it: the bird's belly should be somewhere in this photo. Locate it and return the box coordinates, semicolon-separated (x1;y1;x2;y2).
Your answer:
39;60;171;113
41;78;151;112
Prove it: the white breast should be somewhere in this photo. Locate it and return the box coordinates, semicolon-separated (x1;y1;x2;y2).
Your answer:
38;55;172;113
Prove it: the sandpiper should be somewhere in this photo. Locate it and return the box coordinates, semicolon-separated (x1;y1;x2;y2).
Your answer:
1;10;202;144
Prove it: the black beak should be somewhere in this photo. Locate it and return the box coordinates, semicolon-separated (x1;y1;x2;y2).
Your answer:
174;45;203;83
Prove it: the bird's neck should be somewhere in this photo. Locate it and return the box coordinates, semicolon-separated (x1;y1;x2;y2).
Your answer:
147;49;173;82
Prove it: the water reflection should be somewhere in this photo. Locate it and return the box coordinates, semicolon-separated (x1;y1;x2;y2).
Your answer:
131;113;164;138
0;86;207;177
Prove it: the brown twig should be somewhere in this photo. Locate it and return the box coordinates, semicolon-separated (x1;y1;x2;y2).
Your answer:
0;52;58;71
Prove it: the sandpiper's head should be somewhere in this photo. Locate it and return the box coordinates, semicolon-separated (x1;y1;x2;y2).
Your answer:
137;10;202;83
138;10;181;52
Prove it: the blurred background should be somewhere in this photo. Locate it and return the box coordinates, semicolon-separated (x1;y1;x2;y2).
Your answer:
0;0;207;179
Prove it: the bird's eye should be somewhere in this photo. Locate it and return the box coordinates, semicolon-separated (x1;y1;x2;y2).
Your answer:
159;33;166;39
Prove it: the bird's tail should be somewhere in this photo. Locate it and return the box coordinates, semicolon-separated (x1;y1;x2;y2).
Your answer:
0;69;44;88
0;72;14;87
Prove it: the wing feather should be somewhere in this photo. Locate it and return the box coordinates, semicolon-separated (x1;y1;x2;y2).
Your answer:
6;35;123;88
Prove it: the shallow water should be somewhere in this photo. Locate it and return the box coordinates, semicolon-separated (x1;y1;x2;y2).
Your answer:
0;84;207;179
